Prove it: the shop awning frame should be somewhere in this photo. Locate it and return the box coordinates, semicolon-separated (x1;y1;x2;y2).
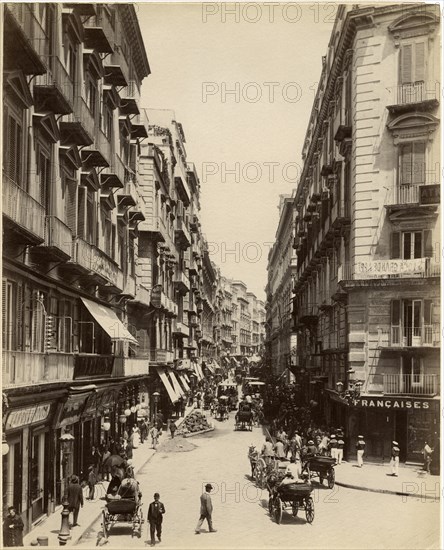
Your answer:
156;367;179;403
81;297;138;344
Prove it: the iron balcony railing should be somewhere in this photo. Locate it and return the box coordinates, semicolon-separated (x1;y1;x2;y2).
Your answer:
35;55;74;110
368;373;439;396
2;351;74;388
339;259;440;282
44;216;73;257
2;175;45;241
388;81;440;106
5;3;48;64
378;323;440;348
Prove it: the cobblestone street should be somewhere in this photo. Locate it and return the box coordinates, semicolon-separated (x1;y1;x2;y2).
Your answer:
77;417;440;549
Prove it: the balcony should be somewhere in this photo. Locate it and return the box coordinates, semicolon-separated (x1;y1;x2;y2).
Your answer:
3;4;47;75
74;354;114;378
96;129;112;167
119;80;140;115
378;324;440;349
387;183;440;216
386;82;440;115
60;96;95;146
117;179;138;208
34;56;74;115
82;9;114;53
339;258;441;283
297;304;319;324
189;313;199;327
173;271;190;295
150;349;174;364
104;49;129;87
69;238;124;291
173;322;190;338
131;284;151;308
2;175;45;244
131;112;149;139
330;200;350;227
139;215;167;242
32;216;73;261
113;356;149;377
2;351;74;388
369;373;439;396
101;154;125;189
123;275;136;297
175;216;192;249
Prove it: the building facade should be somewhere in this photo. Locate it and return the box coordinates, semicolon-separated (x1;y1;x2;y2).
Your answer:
265;195;298;380
2;3;151;531
291;3;440;462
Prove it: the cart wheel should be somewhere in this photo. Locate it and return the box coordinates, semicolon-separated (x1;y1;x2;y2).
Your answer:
328;468;335;489
291;502;299;517
268;497;273;515
101;510;108;540
273;496;283;524
305;497;315;524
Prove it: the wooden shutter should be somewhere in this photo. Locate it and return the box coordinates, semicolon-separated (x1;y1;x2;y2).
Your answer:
2;279;7;350
412;142;425;184
16;283;23;351
423;300;432;325
391;232;401;259
391;300;401;345
423;229;433;258
400;143;412;185
400;44;413;84
66;178;77;233
77;186;86;239
414;42;426;82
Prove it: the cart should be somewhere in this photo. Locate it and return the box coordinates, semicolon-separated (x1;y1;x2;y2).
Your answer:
302;455;336;489
99;479;143;543
216;396;229;421
235;403;253;431
268;480;315;524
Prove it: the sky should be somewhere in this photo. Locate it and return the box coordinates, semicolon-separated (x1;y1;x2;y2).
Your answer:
137;2;335;299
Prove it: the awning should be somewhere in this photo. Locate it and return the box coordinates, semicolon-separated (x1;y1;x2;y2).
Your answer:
178;373;190;392
204;361;215;374
81;297;138;344
231;357;240;367
184;373;190;383
248;354;261;364
167;368;185;398
196;361;204;380
156;367;179;403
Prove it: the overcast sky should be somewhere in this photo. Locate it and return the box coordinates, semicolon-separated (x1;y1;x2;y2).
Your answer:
138;2;335;299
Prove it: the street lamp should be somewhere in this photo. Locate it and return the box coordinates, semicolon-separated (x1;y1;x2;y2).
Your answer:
102;417;111;432
152;391;160;419
60;429;75;496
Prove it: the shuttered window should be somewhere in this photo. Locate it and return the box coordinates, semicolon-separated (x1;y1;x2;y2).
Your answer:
4;108;23;186
77;186;86;239
391;230;434;259
399;142;425;185
399;41;426;84
37;147;52;211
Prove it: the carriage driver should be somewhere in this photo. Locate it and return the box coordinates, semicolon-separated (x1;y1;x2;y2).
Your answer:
278;457;306;487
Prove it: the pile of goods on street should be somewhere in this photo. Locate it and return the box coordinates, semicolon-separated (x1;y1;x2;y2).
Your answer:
177;411;213;435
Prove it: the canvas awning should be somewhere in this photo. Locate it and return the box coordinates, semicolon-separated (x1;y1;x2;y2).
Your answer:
196;361;204;380
167;368;185;398
156;367;179;403
178;373;190;392
81;297;138;344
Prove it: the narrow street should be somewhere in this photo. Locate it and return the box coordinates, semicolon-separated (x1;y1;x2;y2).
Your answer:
77;416;440;549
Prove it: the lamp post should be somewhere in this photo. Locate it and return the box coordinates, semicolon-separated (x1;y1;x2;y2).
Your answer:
59;429;74;546
2;432;9;456
152;392;160;421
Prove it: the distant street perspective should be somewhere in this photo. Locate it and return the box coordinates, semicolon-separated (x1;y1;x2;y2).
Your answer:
1;2;442;549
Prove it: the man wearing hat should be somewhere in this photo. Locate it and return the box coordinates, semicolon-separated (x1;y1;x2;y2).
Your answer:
390;441;400;476
356;435;365;467
195;484;217;534
306;440;318;457
148;492;166;546
329;434;338;463
336;433;345;465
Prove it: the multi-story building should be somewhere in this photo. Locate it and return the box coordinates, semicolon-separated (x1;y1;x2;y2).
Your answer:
266;195;298;380
200;243;218;364
231;281;251;357
2;3;151;531
292;4;440;462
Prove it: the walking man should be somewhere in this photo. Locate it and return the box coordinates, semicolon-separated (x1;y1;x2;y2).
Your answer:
169;419;177;439
356;435;365;467
390;441;400;476
147;492;165;546
195;483;217;534
150;425;159;450
66;475;83;527
336;434;345;465
423;441;433;473
329;434;338;463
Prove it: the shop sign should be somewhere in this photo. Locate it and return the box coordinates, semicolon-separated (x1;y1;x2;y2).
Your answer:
356;397;432;410
150;284;162;308
419;184;440;205
6;403;52;431
355;258;426;279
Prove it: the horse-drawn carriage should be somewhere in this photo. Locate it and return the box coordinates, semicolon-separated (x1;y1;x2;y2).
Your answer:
235;402;253;431
216;396;229;421
302;455;336;489
268;477;315;525
99;475;143;543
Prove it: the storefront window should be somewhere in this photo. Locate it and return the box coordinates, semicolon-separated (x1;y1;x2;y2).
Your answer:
407;410;436;462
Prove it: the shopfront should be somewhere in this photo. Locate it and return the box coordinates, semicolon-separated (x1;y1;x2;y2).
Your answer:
3;401;56;531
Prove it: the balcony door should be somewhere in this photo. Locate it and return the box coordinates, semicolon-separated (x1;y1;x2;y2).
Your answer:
403;299;421;346
401;356;423;393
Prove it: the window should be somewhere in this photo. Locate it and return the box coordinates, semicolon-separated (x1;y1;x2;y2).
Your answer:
102;102;113;140
86;190;96;244
390;299;433;346
3;105;23;186
101;207;112;257
61;166;77;233
64;39;77;83
399;142;425;185
391;229;433;259
86;76;98;118
37;146;52;211
399;41;426;85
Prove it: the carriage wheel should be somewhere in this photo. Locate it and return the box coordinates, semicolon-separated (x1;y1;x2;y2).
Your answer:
305;497;315;524
327;468;335;489
273;496;283;524
291;502;299;517
101;510;109;540
249;419;253;431
268;497;273;515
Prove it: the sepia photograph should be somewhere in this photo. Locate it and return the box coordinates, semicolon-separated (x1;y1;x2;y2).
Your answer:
1;1;442;548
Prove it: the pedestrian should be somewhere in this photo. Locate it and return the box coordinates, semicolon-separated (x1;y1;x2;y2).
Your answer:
336;435;345;465
356;435;365;467
195;483;217;534
147;492;166;546
87;465;97;500
273;438;286;460
169;419;177;439
305;440;318;457
329;434;338;463
150;425;159;450
390;441;400;476
261;436;275;466
66;475;83;526
423;441;433;473
3;506;24;547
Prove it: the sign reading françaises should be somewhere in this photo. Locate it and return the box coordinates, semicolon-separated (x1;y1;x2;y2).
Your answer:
356;397;431;410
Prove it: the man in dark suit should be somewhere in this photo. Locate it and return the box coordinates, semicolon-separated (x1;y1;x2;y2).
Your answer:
195;484;217;534
66;475;84;526
147;492;165;546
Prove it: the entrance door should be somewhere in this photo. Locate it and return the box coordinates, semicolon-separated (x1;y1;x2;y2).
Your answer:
3;438;22;513
30;432;46;523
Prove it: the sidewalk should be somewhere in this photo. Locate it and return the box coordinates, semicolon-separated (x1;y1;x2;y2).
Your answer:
334;460;440;500
23;405;196;548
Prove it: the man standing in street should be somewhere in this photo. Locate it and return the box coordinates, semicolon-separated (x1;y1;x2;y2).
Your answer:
147;492;165;546
356;435;365;467
195;483;217;534
66;475;83;527
336;434;345;465
390;441;400;476
329;434;338;463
